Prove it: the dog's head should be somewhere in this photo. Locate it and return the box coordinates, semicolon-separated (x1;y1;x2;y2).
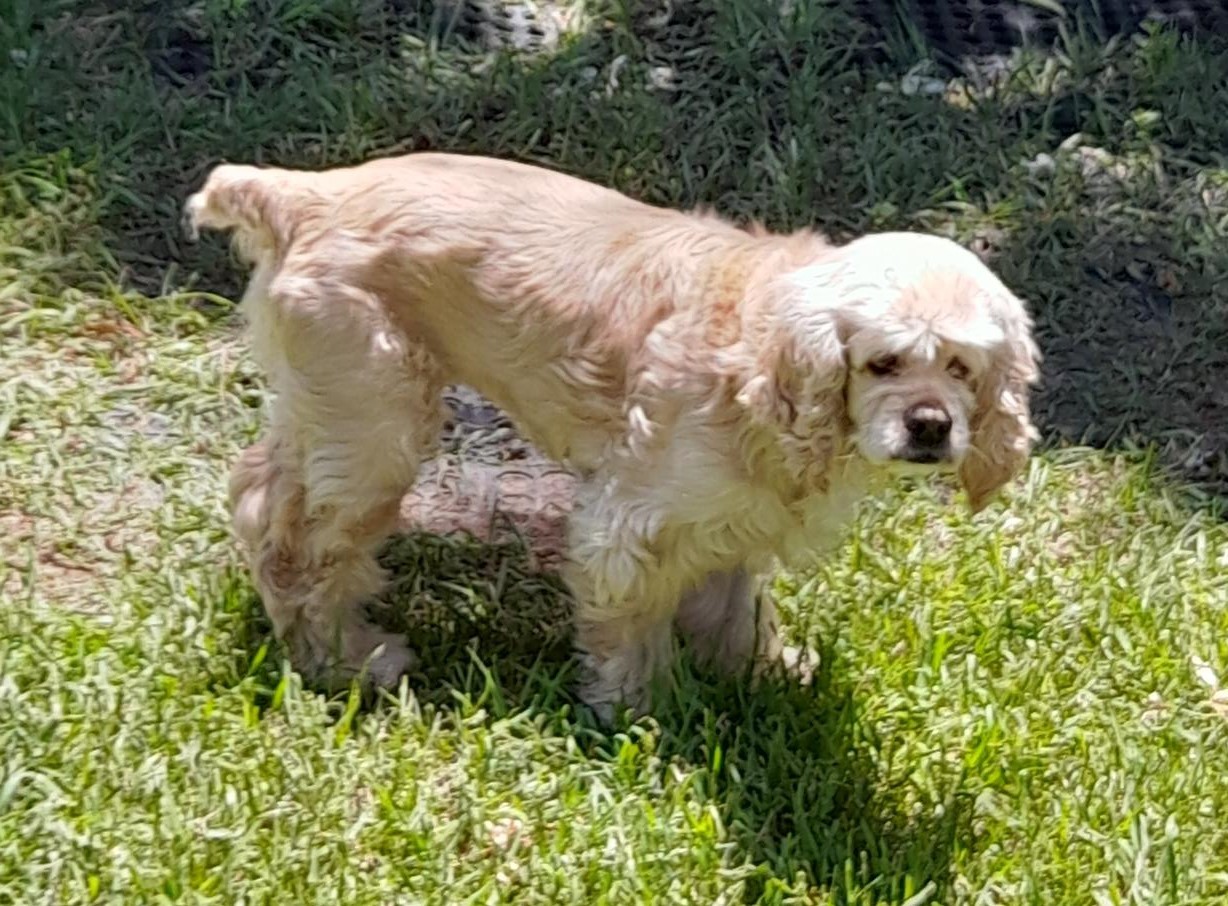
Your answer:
740;232;1040;511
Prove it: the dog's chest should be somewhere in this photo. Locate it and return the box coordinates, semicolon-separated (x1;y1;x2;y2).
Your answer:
637;425;869;567
656;470;866;573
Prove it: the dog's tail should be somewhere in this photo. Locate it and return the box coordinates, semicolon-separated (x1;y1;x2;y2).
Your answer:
183;164;306;266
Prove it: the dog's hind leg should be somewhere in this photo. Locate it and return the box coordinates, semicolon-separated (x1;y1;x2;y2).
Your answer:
230;275;444;689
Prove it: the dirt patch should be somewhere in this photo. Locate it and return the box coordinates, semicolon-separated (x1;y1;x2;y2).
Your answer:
1;479;166;608
399;386;576;572
400;460;575;573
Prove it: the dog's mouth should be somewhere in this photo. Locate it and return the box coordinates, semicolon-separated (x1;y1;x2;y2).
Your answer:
901;448;945;464
890;444;958;468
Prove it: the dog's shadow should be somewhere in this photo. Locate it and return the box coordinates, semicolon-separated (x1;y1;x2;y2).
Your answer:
365;531;962;900
371;529;577;706
227;528;960;899
647;655;964;902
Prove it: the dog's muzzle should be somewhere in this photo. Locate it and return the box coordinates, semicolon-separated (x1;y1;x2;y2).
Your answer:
900;401;951;464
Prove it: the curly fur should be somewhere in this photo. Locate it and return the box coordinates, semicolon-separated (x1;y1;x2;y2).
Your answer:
185;152;1040;719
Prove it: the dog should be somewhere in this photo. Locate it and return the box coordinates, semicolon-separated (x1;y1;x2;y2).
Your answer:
185;152;1040;720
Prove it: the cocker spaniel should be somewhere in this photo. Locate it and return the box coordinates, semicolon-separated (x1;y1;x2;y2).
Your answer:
185;153;1040;719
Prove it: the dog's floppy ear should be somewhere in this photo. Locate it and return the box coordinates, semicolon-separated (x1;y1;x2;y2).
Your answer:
959;292;1041;512
737;276;848;493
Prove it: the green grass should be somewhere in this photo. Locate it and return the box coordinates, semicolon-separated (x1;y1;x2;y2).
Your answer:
3;1;1228;902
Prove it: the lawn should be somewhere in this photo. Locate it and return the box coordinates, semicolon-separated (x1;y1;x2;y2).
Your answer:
2;1;1227;903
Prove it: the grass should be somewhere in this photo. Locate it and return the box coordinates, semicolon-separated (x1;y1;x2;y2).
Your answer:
2;0;1227;902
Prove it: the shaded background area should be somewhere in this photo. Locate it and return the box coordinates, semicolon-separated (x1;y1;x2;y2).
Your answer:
4;0;1225;503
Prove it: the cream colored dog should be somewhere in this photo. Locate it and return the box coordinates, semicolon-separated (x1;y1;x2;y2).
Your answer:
185;153;1040;719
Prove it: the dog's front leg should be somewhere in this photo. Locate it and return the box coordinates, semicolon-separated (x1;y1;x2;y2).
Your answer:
674;566;779;671
572;602;676;724
674;567;818;686
563;479;689;723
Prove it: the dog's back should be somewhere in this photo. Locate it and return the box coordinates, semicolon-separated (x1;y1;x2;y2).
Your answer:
185;152;799;467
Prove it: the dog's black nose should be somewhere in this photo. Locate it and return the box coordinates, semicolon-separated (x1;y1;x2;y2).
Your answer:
904;402;951;448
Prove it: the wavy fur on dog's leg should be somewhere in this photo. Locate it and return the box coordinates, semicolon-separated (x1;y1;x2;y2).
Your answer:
230;435;422;689
574;614;676;723
565;480;685;721
568;566;679;722
229;273;444;689
674;567;766;672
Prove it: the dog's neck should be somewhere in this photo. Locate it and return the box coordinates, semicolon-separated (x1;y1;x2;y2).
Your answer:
736;415;859;502
726;233;836;340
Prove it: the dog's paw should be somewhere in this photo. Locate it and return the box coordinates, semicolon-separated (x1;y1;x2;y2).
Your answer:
575;652;650;726
778;644;819;686
292;621;419;692
753;644;819;688
586;698;617;727
181;194;204;241
360;632;420;688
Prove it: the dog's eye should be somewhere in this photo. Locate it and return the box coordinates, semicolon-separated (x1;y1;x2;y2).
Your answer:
946;357;970;381
866;355;900;377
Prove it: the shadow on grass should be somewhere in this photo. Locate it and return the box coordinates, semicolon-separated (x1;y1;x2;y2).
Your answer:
376;531;576;705
653;654;966;903
219;530;574;710
400;551;969;902
224;526;960;900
